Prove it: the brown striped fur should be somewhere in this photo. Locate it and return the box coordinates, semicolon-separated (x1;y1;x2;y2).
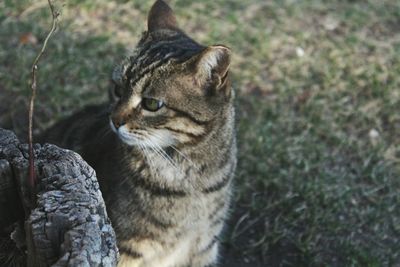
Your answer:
39;1;236;266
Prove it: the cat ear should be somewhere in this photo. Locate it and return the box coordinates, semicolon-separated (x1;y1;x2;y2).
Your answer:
194;45;231;94
148;0;178;32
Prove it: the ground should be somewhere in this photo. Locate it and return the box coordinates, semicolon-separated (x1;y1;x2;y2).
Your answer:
1;0;400;266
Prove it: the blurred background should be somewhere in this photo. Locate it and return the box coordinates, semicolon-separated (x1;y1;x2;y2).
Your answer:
1;0;400;266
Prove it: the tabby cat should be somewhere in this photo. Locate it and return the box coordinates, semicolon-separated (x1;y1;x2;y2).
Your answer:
40;1;236;266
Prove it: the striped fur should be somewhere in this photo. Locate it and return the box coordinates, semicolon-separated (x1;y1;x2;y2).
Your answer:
39;1;236;266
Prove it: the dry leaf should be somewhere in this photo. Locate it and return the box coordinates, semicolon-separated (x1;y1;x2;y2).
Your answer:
19;32;38;45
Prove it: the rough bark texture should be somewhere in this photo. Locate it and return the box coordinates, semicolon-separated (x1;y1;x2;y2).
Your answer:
0;128;118;267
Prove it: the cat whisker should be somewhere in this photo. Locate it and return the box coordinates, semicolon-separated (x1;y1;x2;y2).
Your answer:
118;138;146;186
140;142;157;174
98;125;112;140
151;144;178;170
145;139;180;171
151;142;178;169
149;131;198;170
166;144;197;169
147;145;171;168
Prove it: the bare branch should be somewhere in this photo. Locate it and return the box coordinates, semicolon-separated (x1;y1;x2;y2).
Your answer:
28;0;60;190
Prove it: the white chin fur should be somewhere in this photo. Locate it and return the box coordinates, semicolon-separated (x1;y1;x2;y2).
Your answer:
110;121;174;148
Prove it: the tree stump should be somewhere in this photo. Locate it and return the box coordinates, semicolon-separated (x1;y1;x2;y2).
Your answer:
0;128;118;267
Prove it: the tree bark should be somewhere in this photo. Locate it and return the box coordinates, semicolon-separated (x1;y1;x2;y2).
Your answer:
0;128;118;267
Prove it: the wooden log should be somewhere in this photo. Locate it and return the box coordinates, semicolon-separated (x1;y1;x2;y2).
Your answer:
0;128;118;267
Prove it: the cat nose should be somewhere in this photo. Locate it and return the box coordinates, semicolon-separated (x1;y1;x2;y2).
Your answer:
111;118;126;129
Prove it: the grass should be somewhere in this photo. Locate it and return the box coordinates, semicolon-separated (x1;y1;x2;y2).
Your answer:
1;0;400;266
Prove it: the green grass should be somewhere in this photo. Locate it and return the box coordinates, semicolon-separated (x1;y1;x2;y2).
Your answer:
1;0;400;266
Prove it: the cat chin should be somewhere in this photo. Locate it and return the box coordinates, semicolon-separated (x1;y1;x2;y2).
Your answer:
117;132;141;146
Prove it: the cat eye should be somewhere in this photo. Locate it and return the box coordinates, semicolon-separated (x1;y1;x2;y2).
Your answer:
142;98;164;112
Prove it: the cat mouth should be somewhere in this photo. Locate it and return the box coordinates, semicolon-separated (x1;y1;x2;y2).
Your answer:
117;132;141;146
109;119;141;146
109;119;174;148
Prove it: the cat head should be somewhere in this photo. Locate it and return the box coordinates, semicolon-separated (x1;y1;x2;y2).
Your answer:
110;0;233;149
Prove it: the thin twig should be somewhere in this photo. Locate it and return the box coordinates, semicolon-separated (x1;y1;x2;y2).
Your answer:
28;0;60;189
